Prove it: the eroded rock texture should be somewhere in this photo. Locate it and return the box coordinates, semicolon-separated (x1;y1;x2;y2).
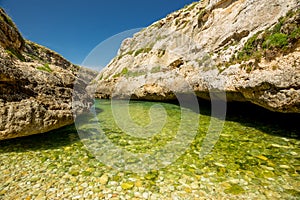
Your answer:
91;0;300;113
0;8;96;140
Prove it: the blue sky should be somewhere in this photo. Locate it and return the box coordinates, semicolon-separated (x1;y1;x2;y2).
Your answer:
1;0;196;67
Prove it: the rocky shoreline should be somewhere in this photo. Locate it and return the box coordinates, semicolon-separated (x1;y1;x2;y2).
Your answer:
0;1;299;137
0;8;96;140
0;1;299;199
0;100;299;199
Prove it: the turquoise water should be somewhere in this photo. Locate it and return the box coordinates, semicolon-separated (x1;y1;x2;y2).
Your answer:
0;100;299;199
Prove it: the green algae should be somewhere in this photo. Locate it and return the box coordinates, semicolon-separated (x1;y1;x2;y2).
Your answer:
224;184;245;195
0;100;299;199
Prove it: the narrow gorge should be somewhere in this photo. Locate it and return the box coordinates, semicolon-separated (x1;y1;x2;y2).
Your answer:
0;0;299;199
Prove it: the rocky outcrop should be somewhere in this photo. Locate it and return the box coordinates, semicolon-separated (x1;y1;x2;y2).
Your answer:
91;0;300;113
0;8;24;54
0;8;95;140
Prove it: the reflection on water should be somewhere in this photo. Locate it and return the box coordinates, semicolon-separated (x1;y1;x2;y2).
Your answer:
0;100;299;199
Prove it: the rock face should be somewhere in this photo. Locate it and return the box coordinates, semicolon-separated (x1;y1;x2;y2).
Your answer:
91;0;300;113
0;8;95;140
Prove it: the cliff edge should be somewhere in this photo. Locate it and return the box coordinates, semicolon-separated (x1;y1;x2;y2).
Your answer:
0;8;95;140
91;0;300;113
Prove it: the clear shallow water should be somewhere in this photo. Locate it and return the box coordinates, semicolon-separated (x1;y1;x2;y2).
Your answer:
0;100;299;199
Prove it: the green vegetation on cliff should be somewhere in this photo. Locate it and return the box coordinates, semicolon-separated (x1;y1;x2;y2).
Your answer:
221;8;299;73
37;63;52;73
5;48;25;61
232;8;300;64
0;8;25;59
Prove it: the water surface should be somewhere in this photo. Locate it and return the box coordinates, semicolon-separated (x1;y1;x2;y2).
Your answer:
0;100;299;199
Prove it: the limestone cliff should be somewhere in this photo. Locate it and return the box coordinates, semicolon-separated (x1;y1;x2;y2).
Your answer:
0;8;95;140
91;0;300;113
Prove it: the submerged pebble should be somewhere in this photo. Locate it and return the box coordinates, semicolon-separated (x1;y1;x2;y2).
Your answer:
0;100;299;199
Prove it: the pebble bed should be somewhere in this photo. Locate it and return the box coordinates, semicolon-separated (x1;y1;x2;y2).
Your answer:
0;100;299;199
